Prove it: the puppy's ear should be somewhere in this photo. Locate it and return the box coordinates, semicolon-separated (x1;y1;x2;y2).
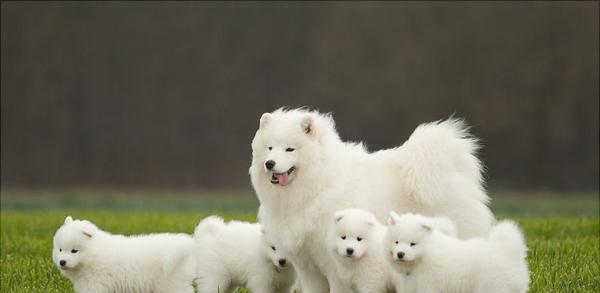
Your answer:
421;224;433;233
388;211;401;225
301;115;315;136
81;221;98;238
333;211;344;223
431;217;457;236
64;216;73;224
259;113;272;129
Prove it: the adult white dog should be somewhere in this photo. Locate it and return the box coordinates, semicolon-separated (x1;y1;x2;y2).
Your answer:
250;107;494;293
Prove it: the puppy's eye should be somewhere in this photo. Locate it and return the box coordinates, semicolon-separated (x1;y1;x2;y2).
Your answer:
268;147;273;151
357;237;362;242
341;236;346;240
271;246;276;251
71;249;79;253
285;148;295;152
59;248;62;252
395;241;399;244
410;242;416;247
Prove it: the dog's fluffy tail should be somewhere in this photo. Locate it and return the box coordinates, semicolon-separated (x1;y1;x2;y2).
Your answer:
400;119;487;205
490;220;528;261
193;216;225;242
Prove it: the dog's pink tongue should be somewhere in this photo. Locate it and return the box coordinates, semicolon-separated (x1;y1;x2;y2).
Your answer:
277;173;289;186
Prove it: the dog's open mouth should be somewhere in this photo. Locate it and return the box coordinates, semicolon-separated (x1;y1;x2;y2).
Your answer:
270;166;295;186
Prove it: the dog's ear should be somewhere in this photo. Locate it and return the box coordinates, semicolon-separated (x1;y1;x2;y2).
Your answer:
333;211;344;223
421;224;433;233
301;115;315;136
431;217;457;236
259;113;272;129
81;221;98;238
388;211;401;225
64;216;73;224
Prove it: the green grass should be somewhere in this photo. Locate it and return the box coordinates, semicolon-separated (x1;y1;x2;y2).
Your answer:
1;190;598;292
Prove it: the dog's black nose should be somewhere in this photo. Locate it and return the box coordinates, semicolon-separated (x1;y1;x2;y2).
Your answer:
278;259;286;266
346;248;354;255
59;260;66;266
265;160;276;170
397;251;405;259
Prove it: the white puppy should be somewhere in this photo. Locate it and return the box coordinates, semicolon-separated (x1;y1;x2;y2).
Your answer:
193;216;296;293
250;108;494;292
384;212;529;293
52;216;197;293
327;208;394;293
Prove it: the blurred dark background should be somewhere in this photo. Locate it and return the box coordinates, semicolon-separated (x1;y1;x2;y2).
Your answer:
1;2;598;192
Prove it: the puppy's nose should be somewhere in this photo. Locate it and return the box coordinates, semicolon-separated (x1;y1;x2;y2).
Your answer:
397;251;405;259
59;260;66;266
346;248;354;255
265;160;276;170
278;259;286;266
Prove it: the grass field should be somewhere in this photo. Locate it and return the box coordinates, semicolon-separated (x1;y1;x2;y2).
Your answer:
1;189;598;292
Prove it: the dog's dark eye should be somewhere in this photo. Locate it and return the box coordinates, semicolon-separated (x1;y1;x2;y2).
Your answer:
71;249;79;253
341;236;346;240
271;246;276;251
59;248;62;252
268;146;272;151
357;237;363;242
410;242;416;247
285;148;295;152
395;241;399;244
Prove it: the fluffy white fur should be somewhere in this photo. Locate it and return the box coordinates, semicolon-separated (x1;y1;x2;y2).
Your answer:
384;212;529;293
52;216;197;293
327;208;394;293
193;216;296;293
250;108;494;292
